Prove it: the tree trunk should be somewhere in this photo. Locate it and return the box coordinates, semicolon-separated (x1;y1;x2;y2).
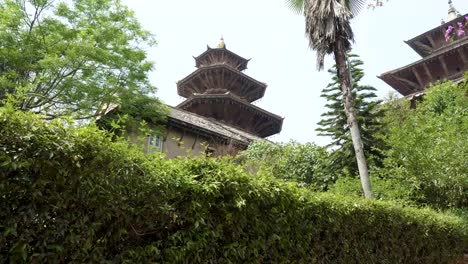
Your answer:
333;40;373;199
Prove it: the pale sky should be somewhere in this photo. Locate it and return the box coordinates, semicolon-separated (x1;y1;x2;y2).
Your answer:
121;0;467;146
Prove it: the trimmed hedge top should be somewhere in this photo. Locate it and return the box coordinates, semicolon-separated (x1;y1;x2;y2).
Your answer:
0;107;466;263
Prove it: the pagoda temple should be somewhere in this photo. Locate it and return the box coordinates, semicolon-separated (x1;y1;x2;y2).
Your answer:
379;1;467;102
141;39;284;158
101;39;283;158
175;39;283;138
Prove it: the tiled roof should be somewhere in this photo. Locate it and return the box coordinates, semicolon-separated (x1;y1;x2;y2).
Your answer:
168;106;262;146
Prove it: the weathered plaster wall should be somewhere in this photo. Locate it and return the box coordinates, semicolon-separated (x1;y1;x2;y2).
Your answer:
162;127;211;158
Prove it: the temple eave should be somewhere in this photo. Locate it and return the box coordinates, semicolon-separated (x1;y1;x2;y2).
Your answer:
176;64;267;102
167;106;262;146
194;48;250;70
381;39;468;95
176;94;283;138
177;94;283;121
379;74;419;96
406;13;468;57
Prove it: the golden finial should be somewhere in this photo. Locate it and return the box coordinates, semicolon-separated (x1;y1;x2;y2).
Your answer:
217;36;226;49
448;0;458;21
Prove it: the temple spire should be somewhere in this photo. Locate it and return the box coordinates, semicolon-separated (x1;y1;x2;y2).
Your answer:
217;36;226;49
448;0;458;21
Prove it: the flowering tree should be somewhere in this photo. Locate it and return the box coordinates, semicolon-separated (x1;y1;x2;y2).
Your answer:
445;16;468;42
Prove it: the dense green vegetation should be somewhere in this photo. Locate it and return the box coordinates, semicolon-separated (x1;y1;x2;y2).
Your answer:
381;77;468;209
243;77;468;212
331;77;468;209
1;0;466;261
1;106;466;263
97;93;168;138
0;0;158;119
239;141;334;191
241;76;468;214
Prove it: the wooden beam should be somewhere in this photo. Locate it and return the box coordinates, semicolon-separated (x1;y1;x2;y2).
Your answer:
198;70;212;90
391;75;419;89
438;56;450;76
221;65;225;87
191;134;198;150
411;68;425;87
457;48;468;65
414;40;432;53
426;34;436;50
178;130;185;147
422;63;434;82
226;71;242;90
255;119;272;134
234;109;244;126
188;79;199;94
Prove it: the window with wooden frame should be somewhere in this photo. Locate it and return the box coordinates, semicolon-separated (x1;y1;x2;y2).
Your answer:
148;134;163;153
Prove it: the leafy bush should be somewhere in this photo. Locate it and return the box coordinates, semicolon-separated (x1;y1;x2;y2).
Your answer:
0;0;156;119
0;107;466;263
239;140;335;191
381;78;468;209
329;176;416;206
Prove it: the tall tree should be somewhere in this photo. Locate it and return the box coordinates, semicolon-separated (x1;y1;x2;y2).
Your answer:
0;0;156;119
286;0;373;198
317;54;385;176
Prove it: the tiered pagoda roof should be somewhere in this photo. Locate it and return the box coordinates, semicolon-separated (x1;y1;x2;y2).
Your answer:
379;4;467;97
405;15;467;57
177;64;266;102
194;46;250;70
175;39;283;138
177;93;283;138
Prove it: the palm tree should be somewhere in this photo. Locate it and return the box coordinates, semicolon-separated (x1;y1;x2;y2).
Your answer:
286;0;373;198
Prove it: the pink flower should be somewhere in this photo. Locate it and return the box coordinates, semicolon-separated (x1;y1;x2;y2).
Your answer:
457;29;465;37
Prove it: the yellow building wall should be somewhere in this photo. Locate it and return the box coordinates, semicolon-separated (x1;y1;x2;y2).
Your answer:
162;127;212;158
131;126;244;158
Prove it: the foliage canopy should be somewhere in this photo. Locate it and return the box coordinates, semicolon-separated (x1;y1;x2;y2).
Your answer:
381;77;468;209
0;0;156;119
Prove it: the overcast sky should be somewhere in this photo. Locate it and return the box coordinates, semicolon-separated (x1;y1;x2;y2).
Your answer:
121;0;467;146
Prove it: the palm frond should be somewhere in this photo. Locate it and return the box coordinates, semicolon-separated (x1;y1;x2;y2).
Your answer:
346;0;366;16
285;0;305;14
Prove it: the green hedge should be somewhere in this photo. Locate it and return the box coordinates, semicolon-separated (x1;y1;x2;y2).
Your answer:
0;107;466;263
329;176;417;206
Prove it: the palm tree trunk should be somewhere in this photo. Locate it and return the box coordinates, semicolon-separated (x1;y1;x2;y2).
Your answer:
333;39;373;199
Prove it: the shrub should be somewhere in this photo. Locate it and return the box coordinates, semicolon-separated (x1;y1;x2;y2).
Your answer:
381;78;468;209
239;140;335;191
329;176;416;206
0;107;466;263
